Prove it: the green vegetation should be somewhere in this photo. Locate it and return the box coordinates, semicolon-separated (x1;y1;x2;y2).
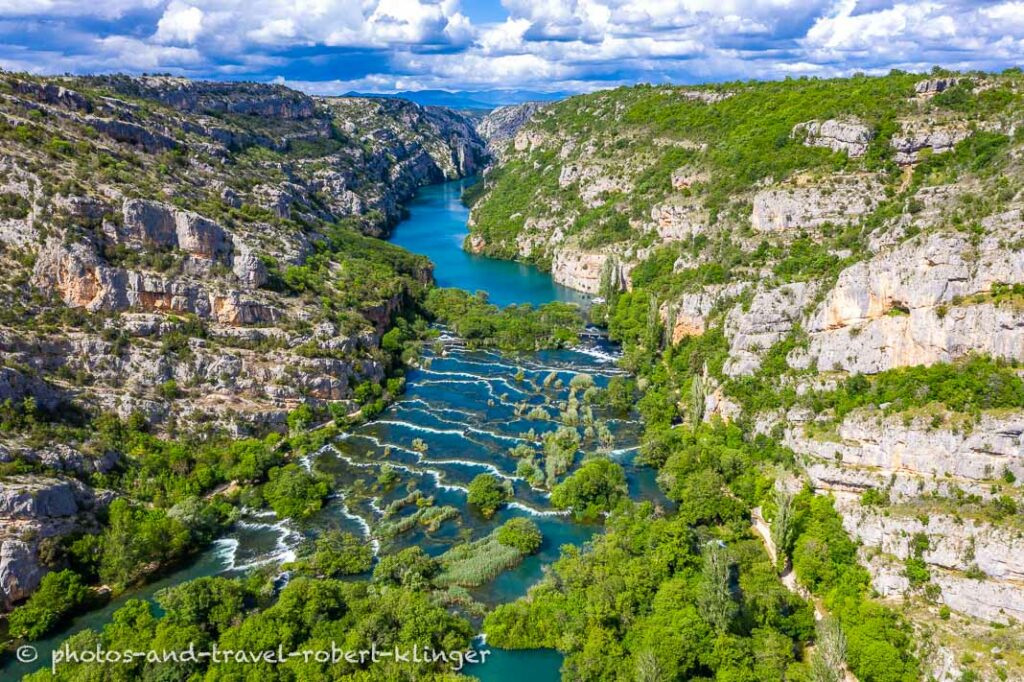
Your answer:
549;457;627;519
7;571;89;640
287;531;374;577
484;502;816;680
727;353;1024;420
466;473;513;518
423;288;584;351
467;71;959;260
495;517;544;554
790;490;920;681
436;519;544;588
25;571;475;681
260;463;331;520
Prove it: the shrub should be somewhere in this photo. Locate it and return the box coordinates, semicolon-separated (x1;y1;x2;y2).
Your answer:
466;474;512;518
7;570;89;640
291;530;373;577
262;464;330;519
550;457;627;519
495;518;543;554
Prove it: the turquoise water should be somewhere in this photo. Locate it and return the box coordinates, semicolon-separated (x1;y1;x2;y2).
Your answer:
3;178;648;681
465;646;564;682
390;178;588;308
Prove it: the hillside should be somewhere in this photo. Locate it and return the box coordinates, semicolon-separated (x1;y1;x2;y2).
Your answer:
469;69;1024;680
0;72;485;615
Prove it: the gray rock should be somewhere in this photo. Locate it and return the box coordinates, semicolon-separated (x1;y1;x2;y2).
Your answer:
751;175;883;232
801;231;1024;373
788;409;1024;484
9;78;92;112
0;476;95;518
723;282;816;377
793;118;875;157
85;116;178;153
891;121;970;164
915;77;961;96
0;539;45;609
477;103;545;153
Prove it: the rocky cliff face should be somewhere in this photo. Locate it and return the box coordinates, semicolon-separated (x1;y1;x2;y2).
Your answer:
0;473;109;608
0;73;484;608
466;70;1024;662
476;102;546;156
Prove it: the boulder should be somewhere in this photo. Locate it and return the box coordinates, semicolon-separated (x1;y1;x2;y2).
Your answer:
915;77;961;96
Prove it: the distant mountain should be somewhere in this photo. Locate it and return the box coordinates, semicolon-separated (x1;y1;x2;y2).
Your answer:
344;89;570;110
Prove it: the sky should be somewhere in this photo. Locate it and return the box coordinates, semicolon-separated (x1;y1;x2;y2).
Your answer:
0;0;1022;94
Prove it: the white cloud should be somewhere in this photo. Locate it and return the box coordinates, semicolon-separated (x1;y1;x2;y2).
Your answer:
3;0;1024;92
155;1;205;44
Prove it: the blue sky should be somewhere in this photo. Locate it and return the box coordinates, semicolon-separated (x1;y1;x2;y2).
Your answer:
0;1;1022;94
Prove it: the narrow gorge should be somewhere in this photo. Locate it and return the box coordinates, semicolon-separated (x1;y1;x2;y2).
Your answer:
2;68;1024;682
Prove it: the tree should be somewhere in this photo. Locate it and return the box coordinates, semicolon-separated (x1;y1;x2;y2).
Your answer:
604;376;636;414
155;577;247;637
226;439;281;482
294;530;374;577
697;542;737;632
286;403;314;434
543;425;581;484
771;490;795;569
496;518;543;554
261;464;330;519
372;546;439;590
688;375;706;425
550;457;627;519
634;649;670;682
100;499;191;588
7;570;89;640
811;617;847;682
467;473;512;518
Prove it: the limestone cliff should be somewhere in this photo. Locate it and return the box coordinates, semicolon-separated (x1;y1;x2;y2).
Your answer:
465;69;1024;664
0;73;484;608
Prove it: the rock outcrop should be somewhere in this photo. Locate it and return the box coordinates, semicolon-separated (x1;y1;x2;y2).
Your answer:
477;102;546;152
751;176;883;232
723;282;817;376
798;230;1024;373
915;77;961;97
793;118;875;157
551;250;623;294
891;121;971;165
788;410;1024;485
840;501;1024;623
0;476;107;608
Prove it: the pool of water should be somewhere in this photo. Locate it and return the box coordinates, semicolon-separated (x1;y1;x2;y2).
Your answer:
389;178;588;308
3;178;644;681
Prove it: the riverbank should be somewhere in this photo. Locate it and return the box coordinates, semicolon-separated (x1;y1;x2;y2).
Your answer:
2;177;649;681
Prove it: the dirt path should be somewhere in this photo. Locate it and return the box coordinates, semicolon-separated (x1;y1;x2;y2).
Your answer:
751;506;857;682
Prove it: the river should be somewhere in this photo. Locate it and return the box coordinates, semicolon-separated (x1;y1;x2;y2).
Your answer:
4;178;661;680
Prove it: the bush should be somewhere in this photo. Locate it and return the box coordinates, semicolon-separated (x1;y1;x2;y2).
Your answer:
291;530;373;577
495;518;543;554
423;288;584;351
158;379;180;400
466;474;512;518
262;464;330;519
550;457;627;519
8;570;89;640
